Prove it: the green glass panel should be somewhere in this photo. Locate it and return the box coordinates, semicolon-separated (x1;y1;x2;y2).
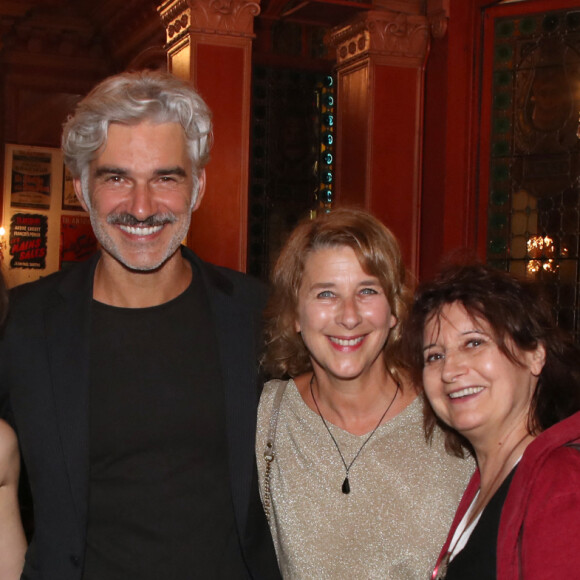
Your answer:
492;164;510;180
492;141;510;156
493;117;511;134
493;70;512;87
489;213;508;228
491;189;509;206
489;238;508;253
519;17;537;35
495;44;513;62
496;20;515;37
493;92;512;110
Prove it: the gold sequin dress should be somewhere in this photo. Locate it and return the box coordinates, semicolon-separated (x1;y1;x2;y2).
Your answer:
256;379;474;580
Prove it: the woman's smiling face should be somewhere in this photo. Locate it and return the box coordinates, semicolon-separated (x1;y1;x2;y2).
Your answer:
295;245;396;383
421;301;545;444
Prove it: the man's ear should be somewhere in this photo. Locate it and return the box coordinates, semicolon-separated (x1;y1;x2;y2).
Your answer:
73;178;89;212
191;170;206;212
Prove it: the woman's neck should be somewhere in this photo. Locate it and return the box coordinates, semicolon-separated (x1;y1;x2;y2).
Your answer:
471;425;535;518
295;370;416;435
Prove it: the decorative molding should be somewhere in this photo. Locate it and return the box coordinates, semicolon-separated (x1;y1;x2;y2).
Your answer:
158;0;191;45
158;0;260;43
326;10;429;66
428;9;447;39
427;0;449;39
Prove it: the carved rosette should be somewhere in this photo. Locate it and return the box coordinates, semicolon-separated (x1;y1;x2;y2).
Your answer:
428;9;448;39
327;10;430;66
158;0;260;43
158;0;191;45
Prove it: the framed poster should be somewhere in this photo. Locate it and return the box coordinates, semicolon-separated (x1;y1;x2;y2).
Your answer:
2;144;97;287
8;146;53;209
8;213;48;270
60;214;97;269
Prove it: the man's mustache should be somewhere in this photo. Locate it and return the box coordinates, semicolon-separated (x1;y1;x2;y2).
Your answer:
106;213;177;227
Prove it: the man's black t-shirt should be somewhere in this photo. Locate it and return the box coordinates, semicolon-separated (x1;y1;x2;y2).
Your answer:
83;272;248;579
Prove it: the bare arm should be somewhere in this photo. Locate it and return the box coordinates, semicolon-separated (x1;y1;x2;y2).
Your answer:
0;419;26;580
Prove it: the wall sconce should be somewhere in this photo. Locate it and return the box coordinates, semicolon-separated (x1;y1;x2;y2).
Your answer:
526;234;558;275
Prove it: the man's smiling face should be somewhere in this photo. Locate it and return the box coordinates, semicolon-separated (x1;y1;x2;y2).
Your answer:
76;120;204;272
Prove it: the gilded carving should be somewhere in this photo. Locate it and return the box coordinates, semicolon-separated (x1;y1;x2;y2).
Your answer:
167;13;190;40
191;0;260;36
327;10;429;66
158;0;260;40
158;0;190;44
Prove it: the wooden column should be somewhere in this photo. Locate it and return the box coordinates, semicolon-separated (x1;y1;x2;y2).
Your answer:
158;0;260;271
327;7;440;276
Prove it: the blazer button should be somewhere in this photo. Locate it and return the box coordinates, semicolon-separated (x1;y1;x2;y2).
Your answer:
70;555;80;567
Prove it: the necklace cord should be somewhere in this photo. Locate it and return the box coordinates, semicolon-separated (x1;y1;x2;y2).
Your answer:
309;374;399;493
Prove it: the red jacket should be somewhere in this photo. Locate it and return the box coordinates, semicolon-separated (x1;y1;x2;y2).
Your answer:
433;410;580;579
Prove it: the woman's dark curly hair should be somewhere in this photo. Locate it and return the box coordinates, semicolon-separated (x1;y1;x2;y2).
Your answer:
262;208;413;386
405;262;580;457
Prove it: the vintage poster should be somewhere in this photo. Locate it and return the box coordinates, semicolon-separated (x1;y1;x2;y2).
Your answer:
59;214;98;269
62;165;83;210
9;149;52;209
9;213;48;270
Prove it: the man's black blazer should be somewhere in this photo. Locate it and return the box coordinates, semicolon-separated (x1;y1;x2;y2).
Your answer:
0;246;280;580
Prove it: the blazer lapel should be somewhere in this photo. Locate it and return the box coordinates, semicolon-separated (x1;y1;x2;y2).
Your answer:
44;254;98;529
186;249;260;538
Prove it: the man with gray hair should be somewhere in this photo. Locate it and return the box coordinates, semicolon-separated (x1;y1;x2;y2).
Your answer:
0;71;280;580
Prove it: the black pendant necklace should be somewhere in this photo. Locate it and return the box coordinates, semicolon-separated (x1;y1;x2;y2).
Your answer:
309;374;399;494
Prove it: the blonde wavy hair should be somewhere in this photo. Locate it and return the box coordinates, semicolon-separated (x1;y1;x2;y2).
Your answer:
262;208;413;386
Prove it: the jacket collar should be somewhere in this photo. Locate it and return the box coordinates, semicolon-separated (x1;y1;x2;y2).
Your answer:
50;246;259;548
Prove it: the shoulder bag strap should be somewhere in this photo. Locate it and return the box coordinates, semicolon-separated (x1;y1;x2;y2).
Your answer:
261;380;288;522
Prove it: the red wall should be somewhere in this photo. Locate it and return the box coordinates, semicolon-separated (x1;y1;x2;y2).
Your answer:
190;42;249;271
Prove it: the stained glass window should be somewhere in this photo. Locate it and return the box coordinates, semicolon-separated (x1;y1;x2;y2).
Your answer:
487;8;580;338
